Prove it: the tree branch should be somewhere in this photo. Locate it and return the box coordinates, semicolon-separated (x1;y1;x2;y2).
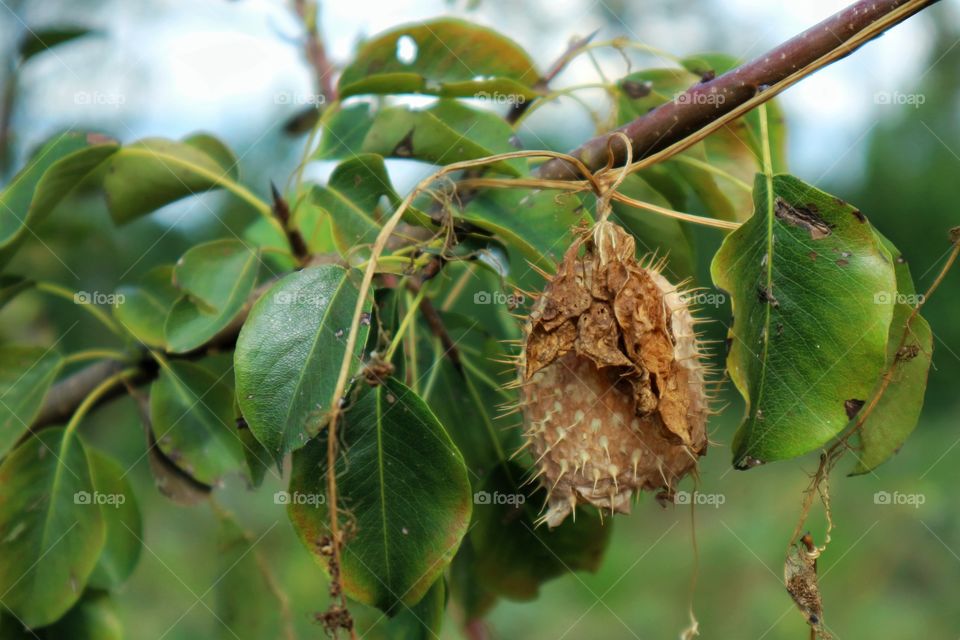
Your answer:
536;0;940;180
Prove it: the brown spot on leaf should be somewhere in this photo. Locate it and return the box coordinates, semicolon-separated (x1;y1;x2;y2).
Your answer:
621;79;652;99
844;399;865;420
851;209;866;223
757;284;780;308
836;258;849;267
774;197;833;239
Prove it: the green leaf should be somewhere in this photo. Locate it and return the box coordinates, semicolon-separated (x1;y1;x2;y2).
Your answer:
711;174;897;466
0;132;119;266
288;378;471;612
458;187;588;277
308;154;426;254
102;135;247;224
0;346;63;458
84;448;142;590
467;462;611;600
851;237;933;474
339;19;539;99
314;103;376;160
149;361;245;485
112;266;180;348
419;312;520;476
242;217;297;272
18;28;93;61
164;239;259;353
362;100;523;175
43;591;123;640
235;265;372;462
0;428;106;628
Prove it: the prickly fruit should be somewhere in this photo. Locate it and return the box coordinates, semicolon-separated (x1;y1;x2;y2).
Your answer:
520;221;710;527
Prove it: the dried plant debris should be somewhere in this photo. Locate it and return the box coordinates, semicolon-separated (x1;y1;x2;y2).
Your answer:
785;533;829;638
518;221;712;527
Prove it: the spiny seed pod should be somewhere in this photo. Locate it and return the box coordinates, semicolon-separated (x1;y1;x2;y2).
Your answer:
518;220;713;528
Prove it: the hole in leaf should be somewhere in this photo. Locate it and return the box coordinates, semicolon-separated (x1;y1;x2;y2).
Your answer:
396;35;417;64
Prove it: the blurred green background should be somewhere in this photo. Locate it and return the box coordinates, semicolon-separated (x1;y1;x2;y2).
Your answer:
1;0;959;638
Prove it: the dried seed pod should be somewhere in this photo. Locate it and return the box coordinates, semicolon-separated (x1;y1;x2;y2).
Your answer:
519;220;710;527
785;533;828;637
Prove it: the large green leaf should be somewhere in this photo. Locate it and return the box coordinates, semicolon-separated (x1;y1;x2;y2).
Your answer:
149;361;245;485
234;265;372;462
0;428;106;628
0;132;118;265
0;346;63;458
164;239;259;353
339;19;539;99
288;378;471;612
851;237;932;474
362;101;524;175
712;174;897;466
112;266;180;348
85;447;142;589
102;134;242;224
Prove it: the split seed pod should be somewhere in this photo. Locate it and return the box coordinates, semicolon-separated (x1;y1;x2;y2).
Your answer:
520;220;710;527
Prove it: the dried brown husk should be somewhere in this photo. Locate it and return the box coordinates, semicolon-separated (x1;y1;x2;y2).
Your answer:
520;220;710;527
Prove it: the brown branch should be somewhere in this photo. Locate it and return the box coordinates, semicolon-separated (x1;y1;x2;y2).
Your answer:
270;181;310;261
536;0;940;180
294;0;337;103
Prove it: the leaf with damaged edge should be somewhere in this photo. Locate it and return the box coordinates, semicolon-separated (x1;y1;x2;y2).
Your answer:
712;174;896;466
850;234;933;474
